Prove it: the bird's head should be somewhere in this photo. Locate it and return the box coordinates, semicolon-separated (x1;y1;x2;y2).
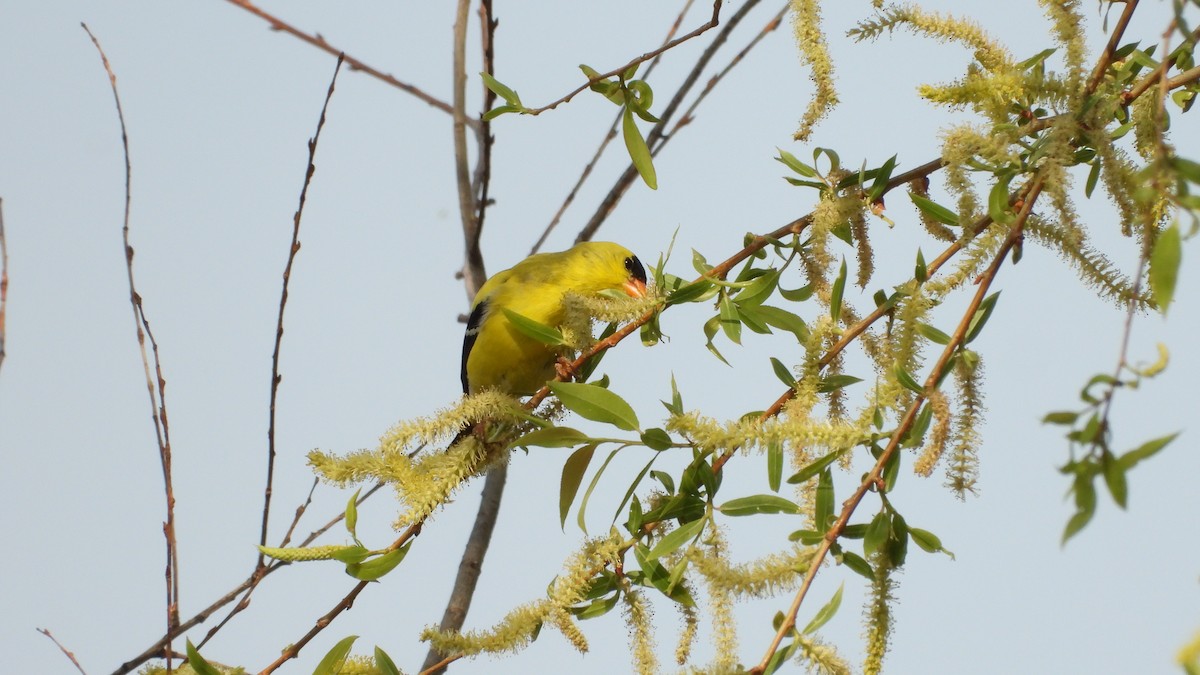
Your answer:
573;241;648;298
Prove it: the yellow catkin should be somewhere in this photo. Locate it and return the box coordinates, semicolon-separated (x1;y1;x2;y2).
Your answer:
947;351;985;498
796;634;853;675
675;598;700;666
862;552;897;675
622;589;658;675
914;389;952;477
789;0;839;141
690;545;818;599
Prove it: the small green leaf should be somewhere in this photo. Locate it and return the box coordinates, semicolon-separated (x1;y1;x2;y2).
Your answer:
779;283;814;302
313;635;359;675
787;449;847;485
776;148;818;177
330;544;372;564
549;381;640;431
185;640;222;675
736;269;780;307
482;104;519;121
1062;478;1097;545
667;279;716;305
767;440;783;493
623;107;657;189
645;517;707;561
801;583;844;634
830;258;848;320
703;315;730;365
717;494;801;516
964;291;1001;344
916;322;951;345
578;448;620;533
346;543;412;581
573;591;621;619
909;527;955;559
640;427;673;451
501;308;566;345
1172;156;1200;183
1117;432;1179;470
987;173;1015;225
817;374;863;393
1149;223;1182;315
770;357;797;388
480;72;520;105
516;426;591;449
1042;411;1080;425
345;488;361;539
719;294;742;345
839;550;874;580
744;305;809;342
909;192;959;226
814;469;834;530
1085;160;1101;198
560;443;597;529
914;248;927;283
895;365;925;395
1102;452;1129;509
863;511;889;557
375;647;401;675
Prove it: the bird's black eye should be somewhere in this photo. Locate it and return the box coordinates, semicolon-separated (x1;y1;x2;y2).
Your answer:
624;255;647;283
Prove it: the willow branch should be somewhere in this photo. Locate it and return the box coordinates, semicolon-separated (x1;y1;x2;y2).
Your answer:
37;628;88;675
0;197;7;376
523;0;724;115
83;24;182;665
219;0;467;125
749;177;1045;674
1087;0;1140;96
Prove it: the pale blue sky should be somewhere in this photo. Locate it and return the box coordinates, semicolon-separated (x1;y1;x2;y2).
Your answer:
2;2;1198;674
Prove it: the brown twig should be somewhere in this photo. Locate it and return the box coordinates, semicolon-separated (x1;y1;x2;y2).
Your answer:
749;177;1045;674
220;0;464;125
529;0;699;254
259;524;422;674
38;628;88;675
421;654;462;675
576;0;763;244
470;0;497;253
1122;25;1200;103
1087;0;1139;96
260;52;344;569
523;0;725;116
82;23;182;666
0;197;8;376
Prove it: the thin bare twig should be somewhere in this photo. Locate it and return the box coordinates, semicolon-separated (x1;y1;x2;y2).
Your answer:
220;0;467;126
470;0;497;252
260;52;344;564
82;24;182;667
38;628;88;675
576;0;763;244
749;177;1045;674
524;0;725;115
529;0;699;254
0;197;8;376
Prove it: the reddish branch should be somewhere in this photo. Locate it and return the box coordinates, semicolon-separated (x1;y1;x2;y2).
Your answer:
37;628;88;675
83;23;182;668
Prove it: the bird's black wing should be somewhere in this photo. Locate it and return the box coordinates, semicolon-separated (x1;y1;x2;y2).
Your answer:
460;298;488;394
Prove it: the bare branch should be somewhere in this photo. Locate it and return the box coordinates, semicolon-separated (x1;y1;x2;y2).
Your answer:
82;23;182;665
220;0;469;126
0;197;8;376
37;628;88;675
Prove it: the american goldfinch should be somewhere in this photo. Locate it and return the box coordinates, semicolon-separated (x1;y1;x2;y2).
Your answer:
461;241;648;395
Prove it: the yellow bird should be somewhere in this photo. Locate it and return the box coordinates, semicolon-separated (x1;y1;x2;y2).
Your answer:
461;241;649;396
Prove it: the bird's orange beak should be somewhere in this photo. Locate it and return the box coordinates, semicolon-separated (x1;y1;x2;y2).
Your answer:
623;277;648;298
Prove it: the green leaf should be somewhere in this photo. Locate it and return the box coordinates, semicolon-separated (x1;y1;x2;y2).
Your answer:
1042;410;1080;425
623;107;657;189
839;550;874;580
817;374;862;393
313;635;358;675
346;542;412;581
578;448;620;533
482;104;519;121
1172;156;1200;183
895;364;925;395
770;357;797;388
1062;477;1096;545
501;308;566;345
867;155;898;201
863;511;889;557
573;591;621;619
667;278;716;305
779;283;814;302
801;583;844;634
185;640;222;675
987;173;1015;225
345;488;361;540
717;494;801;516
830;258;848;320
743;305;809;342
330;544;372;565
964;291;1001;344
736;269;780;307
374;647;401;675
480;72;520;105
767;440;783;493
787;448;847;485
909;527;955;559
776;148;818;177
1085;160;1101;198
1149;223;1182;315
549;381;640;431
516;426;591;449
560;444;597;529
916;322;951;345
703;315;730;365
814;469;834;530
1102;452;1129;509
640;427;673;451
1117;432;1179;470
645;517;706;561
719;294;742;345
909;192;959;226
914;248;927;283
